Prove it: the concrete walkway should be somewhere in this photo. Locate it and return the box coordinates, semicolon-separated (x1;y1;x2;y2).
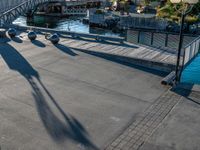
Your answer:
19;32;177;72
105;90;182;150
141;85;200;150
0;34;200;150
0;35;168;150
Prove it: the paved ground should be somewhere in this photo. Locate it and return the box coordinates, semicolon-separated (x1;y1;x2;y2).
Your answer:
141;85;200;150
20;32;177;66
106;90;182;150
0;36;168;150
1;34;200;150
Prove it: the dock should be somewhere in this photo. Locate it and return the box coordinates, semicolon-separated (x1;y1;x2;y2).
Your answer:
0;31;200;150
17;31;177;73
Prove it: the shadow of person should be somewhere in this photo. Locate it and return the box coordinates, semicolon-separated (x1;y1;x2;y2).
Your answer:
31;40;46;48
54;43;78;56
30;79;97;147
0;43;98;150
0;37;11;43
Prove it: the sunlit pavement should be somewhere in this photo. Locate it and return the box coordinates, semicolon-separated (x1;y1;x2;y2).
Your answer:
0;36;200;150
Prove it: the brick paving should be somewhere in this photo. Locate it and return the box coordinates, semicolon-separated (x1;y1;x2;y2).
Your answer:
105;90;182;150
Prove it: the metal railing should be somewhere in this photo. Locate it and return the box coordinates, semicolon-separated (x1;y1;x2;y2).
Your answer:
0;0;53;27
65;8;87;15
11;24;125;43
127;29;198;53
177;36;200;81
0;0;27;14
119;17;168;30
182;36;200;67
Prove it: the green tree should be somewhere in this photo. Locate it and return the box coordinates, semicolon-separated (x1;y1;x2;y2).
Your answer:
157;0;200;23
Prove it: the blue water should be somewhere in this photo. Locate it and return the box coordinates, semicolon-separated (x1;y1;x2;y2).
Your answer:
13;16;124;37
181;54;200;85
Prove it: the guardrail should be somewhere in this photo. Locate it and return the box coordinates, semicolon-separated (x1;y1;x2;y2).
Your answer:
178;36;200;80
182;36;200;67
0;0;52;27
0;0;29;14
127;29;198;53
11;25;125;43
65;8;87;15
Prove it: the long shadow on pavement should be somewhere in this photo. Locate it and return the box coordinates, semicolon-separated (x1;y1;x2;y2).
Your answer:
54;43;78;56
172;83;200;106
70;47;168;77
31;40;46;48
0;43;98;150
11;37;23;43
62;36;139;49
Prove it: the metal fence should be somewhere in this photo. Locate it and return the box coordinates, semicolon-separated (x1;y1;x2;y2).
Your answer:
0;0;28;14
182;36;200;67
127;29;198;53
11;24;125;43
0;0;53;27
119;16;168;30
177;36;200;80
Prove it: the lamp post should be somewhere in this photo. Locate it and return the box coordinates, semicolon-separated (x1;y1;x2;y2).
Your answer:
170;0;198;83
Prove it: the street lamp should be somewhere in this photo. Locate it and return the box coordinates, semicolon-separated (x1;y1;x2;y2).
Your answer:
170;0;198;83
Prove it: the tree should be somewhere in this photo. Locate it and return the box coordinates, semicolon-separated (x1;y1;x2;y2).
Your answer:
157;0;200;23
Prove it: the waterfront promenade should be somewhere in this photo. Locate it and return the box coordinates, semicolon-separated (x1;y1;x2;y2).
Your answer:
0;33;200;150
18;31;177;72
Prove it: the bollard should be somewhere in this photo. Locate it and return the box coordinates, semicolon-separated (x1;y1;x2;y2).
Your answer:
28;31;37;41
49;33;60;44
8;28;17;38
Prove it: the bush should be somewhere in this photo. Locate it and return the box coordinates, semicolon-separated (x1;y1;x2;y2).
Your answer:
185;16;199;24
95;9;104;14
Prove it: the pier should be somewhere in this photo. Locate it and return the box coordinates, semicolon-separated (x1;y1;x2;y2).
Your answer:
0;1;200;150
0;28;200;150
13;26;178;72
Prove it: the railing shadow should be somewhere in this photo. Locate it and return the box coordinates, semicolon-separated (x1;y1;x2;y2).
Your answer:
70;36;139;49
0;43;98;150
71;47;168;77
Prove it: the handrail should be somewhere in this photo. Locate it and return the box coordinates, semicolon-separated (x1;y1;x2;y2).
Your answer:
181;35;200;72
0;0;30;18
11;24;125;43
183;35;200;49
0;0;51;27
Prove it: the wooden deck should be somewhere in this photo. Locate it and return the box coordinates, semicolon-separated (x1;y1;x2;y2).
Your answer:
18;32;178;71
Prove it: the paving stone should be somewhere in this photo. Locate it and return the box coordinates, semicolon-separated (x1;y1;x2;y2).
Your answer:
105;91;182;150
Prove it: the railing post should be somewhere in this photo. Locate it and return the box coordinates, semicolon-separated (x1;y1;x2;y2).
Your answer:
165;33;168;47
151;32;154;45
137;31;140;43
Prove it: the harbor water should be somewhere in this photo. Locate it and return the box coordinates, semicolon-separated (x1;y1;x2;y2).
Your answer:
181;54;200;85
13;16;124;37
